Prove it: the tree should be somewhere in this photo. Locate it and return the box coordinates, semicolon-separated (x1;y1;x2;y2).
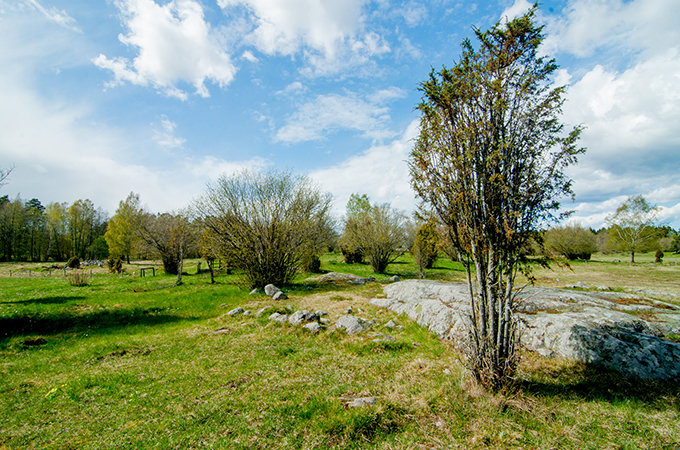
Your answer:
105;192;143;263
410;8;584;389
195;169;334;289
340;196;408;274
412;217;440;278
0;165;13;190
339;194;371;264
605;196;660;263
544;224;597;260
135;211;195;281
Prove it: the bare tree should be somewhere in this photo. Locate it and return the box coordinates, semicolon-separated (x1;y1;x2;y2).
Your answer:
194;169;334;288
410;9;584;389
606;195;660;263
0;165;14;190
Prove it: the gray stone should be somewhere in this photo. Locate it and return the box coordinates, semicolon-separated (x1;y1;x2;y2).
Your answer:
227;307;245;316
384;319;397;328
341;397;377;408
268;312;289;324
390;276;401;282
303;322;322;333
272;291;289;301
313;272;366;284
319;318;331;324
367;333;395;342
371;280;680;380
243;310;252;316
596;285;611;291
315;310;328;317
346;306;353;314
566;281;589;289
264;284;282;297
249;289;260;295
256;306;273;317
288;310;319;326
335;315;373;335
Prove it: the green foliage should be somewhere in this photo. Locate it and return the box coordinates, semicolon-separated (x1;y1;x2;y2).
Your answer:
195;169;334;288
411;8;584;389
544;224;597;260
66;256;80;269
606;195;660;263
655;249;664;263
300;251;322;273
107;256;123;274
411;218;439;277
105;192;142;263
340;196;407;274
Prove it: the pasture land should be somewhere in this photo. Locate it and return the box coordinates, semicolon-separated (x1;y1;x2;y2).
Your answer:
1;253;679;449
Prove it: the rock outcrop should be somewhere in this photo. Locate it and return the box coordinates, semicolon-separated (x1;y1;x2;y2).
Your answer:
370;280;680;380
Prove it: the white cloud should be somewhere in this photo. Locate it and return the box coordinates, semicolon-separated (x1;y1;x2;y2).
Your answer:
276;92;399;143
397;1;428;27
153;116;186;149
309;120;419;217
500;0;532;22
368;86;407;104
218;0;389;75
21;0;81;32
544;0;680;58
241;50;259;62
94;0;236;100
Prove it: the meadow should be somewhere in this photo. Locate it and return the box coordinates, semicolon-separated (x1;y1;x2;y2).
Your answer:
1;253;679;449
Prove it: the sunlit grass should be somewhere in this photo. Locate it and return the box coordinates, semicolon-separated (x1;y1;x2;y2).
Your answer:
1;255;679;449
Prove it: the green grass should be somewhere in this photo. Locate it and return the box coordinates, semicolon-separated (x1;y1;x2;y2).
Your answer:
1;255;679;449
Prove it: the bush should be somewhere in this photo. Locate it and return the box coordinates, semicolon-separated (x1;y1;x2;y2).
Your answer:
195;169;334;288
67;256;81;269
300;251;322;273
655;249;664;263
67;271;89;286
107;256;123;274
544;225;597;260
340;244;364;264
412;219;439;277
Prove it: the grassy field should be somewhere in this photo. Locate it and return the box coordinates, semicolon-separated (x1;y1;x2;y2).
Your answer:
1;253;679;449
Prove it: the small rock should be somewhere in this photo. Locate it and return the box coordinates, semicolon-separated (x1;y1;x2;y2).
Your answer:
365;277;375;282
315;310;328;317
249;289;259;295
219;303;228;308
268;313;288;324
289;310;319;326
367;333;395;342
342;397;377;408
346;306;353;314
390;276;400;282
273;291;289;301
443;369;451;375
285;305;294;312
319;318;330;324
597;285;611;291
243;310;252;316
227;307;245;316
264;284;282;297
335;315;372;335
303;322;322;333
565;281;589;289
385;319;397;328
256;306;273;317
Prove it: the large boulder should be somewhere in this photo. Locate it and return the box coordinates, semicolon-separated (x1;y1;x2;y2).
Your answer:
371;280;680;380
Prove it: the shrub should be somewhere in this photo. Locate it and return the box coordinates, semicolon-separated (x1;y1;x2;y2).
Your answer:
107;256;123;274
412;219;439;277
67;256;81;269
340;243;364;264
195;169;334;288
655;249;664;263
67;271;89;286
544;225;597;260
300;251;322;273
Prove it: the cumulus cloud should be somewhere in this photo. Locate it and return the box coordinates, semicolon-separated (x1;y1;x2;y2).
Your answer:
218;0;389;74
275;91;401;144
186;155;270;182
309;120;419;217
93;0;236;100
500;0;533;21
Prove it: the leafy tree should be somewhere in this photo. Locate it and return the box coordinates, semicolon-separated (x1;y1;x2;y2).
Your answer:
0;196;26;261
605;195;660;263
105;192;143;263
340;196;407;274
339;194;372;264
24;199;46;261
410;9;584;389
45;202;70;261
195;169;334;288
136;211;196;281
544;224;597;260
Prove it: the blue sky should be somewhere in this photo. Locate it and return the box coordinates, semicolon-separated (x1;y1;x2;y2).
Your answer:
1;0;679;228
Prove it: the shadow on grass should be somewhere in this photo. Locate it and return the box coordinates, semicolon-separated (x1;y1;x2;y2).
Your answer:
0;296;85;305
520;361;680;407
0;307;193;346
